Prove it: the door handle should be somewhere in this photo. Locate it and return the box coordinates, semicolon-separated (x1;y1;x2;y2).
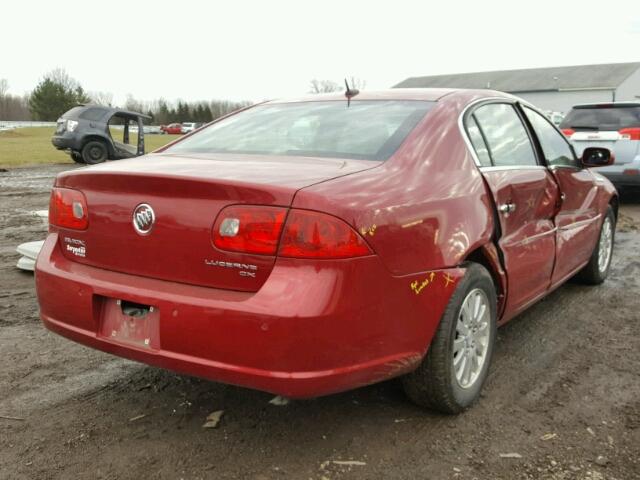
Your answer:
499;203;516;214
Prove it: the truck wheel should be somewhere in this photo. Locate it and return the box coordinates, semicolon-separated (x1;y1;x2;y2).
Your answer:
70;151;85;164
575;206;615;285
82;141;108;164
402;263;497;414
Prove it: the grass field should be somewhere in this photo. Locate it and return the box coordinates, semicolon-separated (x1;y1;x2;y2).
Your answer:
0;127;180;168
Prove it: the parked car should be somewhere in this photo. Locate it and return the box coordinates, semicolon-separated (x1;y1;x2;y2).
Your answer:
560;102;640;190
181;122;203;133
143;125;162;135
36;89;617;413
51;105;151;164
160;123;184;134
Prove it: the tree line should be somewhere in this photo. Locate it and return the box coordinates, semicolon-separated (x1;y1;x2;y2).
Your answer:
0;70;367;123
0;69;251;124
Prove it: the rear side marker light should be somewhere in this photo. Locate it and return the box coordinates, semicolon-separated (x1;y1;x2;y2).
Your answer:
623;169;639;176
619;128;640;140
49;187;88;230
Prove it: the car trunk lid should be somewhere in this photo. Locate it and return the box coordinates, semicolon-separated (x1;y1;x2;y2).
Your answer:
54;153;376;291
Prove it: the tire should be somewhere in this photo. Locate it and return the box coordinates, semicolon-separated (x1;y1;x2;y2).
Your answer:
82;140;108;164
70;151;85;164
575;205;615;285
402;263;497;414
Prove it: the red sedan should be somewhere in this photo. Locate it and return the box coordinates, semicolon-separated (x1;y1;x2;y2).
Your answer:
36;89;617;413
160;123;183;134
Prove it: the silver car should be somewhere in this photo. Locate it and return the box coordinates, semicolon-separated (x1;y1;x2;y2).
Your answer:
560;102;640;189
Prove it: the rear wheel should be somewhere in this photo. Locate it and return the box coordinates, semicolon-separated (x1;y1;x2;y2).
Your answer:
82;140;108;164
402;263;497;414
70;151;85;164
575;206;615;285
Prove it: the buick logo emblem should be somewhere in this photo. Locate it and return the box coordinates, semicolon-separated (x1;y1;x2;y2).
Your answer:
132;203;155;235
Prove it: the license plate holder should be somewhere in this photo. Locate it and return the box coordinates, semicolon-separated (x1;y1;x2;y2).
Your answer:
99;298;160;349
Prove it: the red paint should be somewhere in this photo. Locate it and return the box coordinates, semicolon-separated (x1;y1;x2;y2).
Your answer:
36;89;617;398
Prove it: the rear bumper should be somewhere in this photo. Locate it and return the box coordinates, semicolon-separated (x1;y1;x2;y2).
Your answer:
35;233;463;398
51;134;80;151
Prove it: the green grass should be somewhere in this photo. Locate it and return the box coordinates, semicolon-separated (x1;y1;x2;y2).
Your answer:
0;127;180;168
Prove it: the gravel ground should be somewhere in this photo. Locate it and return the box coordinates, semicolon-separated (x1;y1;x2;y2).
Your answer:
0;165;639;480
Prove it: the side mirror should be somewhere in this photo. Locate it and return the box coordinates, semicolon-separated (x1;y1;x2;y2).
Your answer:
581;147;614;168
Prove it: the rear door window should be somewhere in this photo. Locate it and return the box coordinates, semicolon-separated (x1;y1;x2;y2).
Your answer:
472;103;538;167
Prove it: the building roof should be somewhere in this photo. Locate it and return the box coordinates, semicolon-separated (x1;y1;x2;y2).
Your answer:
394;62;640;93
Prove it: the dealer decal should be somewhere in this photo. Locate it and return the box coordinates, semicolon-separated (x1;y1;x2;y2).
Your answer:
63;237;86;258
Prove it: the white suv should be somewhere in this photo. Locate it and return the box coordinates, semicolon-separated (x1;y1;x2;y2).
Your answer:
560;102;640;190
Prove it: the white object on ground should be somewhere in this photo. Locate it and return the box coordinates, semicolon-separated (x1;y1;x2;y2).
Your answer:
202;410;224;428
16;256;36;271
16;240;45;271
30;210;48;218
269;395;290;406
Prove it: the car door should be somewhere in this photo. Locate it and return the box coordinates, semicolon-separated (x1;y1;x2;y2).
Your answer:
464;102;560;316
521;106;601;286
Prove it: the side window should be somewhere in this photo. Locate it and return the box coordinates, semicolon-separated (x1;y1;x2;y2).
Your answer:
473;103;538;167
465;115;492;167
79;108;105;122
523;107;577;168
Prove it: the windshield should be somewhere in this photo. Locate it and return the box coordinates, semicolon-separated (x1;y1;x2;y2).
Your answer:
560;105;640;131
166;100;434;161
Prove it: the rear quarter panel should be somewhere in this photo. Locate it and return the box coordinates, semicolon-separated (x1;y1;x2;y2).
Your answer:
292;91;496;276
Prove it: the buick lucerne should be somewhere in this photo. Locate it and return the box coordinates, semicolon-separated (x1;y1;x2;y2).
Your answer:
36;89;618;413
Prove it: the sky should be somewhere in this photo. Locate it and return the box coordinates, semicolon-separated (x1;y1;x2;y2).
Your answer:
3;0;640;105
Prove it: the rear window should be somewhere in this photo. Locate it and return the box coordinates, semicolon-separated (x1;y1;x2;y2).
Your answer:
166;100;434;161
560;104;640;131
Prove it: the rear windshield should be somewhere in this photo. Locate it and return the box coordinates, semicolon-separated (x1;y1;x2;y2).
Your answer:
166;100;434;161
560;105;640;131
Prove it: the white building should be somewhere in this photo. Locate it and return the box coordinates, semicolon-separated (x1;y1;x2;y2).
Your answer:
394;62;640;114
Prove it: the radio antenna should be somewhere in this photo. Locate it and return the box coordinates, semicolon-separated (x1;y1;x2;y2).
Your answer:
344;78;360;107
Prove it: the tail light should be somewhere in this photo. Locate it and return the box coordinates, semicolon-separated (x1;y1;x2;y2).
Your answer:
212;206;373;259
278;209;372;259
49;187;88;230
213;205;287;255
561;128;575;137
619;128;640;140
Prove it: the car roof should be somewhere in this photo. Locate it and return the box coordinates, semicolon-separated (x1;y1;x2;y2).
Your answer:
72;104;152;119
266;88;513;104
571;102;640;109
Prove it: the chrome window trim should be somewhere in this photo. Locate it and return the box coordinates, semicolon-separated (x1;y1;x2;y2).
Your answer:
458;97;542;171
549;164;581;171
458;97;509;168
479;165;547;173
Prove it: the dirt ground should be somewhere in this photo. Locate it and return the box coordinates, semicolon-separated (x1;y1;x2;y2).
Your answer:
1;165;639;480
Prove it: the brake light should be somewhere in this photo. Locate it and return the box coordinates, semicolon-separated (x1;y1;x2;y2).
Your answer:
278;209;372;259
619;127;640;140
49;187;88;230
561;128;575;137
212;205;287;255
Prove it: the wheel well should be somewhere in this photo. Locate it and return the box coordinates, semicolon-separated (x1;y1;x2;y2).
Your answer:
81;135;113;156
463;244;506;315
609;195;619;220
